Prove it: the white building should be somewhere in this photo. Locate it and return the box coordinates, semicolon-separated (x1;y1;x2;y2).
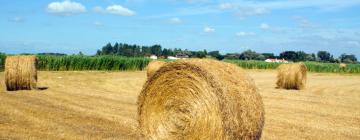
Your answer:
265;58;289;63
167;56;178;60
150;55;158;60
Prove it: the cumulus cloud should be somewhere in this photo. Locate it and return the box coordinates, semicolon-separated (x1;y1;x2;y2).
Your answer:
236;32;256;37
93;5;135;16
204;26;215;33
47;0;86;16
106;5;135;16
260;23;270;30
170;17;182;24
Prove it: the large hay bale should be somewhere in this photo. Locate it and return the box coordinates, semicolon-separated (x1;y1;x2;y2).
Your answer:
146;61;166;78
5;55;37;91
138;59;265;140
276;63;307;90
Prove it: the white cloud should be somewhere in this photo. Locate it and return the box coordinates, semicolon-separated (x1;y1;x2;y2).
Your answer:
260;23;270;30
106;5;136;16
93;5;135;16
236;32;256;37
204;26;215;33
47;0;86;16
170;17;182;24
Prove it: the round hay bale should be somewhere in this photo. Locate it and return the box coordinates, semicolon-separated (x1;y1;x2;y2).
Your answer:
146;61;166;78
276;63;307;90
339;63;347;69
5;55;37;91
138;59;265;140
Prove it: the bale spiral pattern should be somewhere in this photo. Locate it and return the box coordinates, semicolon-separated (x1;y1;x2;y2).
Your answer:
138;59;265;140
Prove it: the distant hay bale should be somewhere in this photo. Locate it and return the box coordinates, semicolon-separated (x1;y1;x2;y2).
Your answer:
5;55;37;91
146;61;166;78
340;63;347;69
276;63;307;90
138;59;265;140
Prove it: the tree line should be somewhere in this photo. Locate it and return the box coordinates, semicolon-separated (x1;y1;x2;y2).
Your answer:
96;42;212;59
96;42;358;64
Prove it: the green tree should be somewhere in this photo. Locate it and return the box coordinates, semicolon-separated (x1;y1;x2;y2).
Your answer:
296;51;307;62
317;51;333;62
113;43;119;54
239;50;259;60
151;45;162;56
280;51;297;61
101;43;113;55
305;53;316;61
262;53;275;59
340;53;358;63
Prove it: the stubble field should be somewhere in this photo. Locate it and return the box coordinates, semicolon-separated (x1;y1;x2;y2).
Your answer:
0;70;359;140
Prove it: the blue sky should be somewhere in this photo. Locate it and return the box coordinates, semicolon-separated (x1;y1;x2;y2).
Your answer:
1;0;360;57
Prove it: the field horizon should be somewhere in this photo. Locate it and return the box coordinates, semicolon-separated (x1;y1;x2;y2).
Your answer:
0;70;359;139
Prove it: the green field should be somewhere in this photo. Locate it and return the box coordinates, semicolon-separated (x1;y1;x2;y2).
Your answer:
1;54;360;73
36;55;150;71
0;55;150;71
225;59;360;73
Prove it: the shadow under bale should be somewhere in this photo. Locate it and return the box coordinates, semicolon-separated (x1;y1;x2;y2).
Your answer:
138;59;265;140
5;55;38;91
276;63;307;90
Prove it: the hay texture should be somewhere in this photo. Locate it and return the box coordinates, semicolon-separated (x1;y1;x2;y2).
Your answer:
276;63;307;90
146;61;166;78
138;59;265;140
340;63;347;69
5;55;37;91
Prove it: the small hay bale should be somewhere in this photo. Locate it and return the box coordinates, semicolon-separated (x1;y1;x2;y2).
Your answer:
340;63;347;69
138;59;265;140
5;55;37;91
276;63;307;90
146;61;166;78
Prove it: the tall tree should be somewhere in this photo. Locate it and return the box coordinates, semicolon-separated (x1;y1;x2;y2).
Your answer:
280;51;297;61
239;50;259;60
340;53;358;63
317;51;333;62
101;43;113;55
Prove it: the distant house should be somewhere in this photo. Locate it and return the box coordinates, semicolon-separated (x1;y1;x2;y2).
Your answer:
167;56;178;60
150;55;158;60
265;58;289;63
176;54;189;59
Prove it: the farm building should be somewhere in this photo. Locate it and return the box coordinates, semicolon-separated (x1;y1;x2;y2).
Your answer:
149;55;158;60
265;58;289;63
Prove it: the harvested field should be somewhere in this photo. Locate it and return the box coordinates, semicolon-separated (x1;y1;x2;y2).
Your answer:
0;70;359;140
